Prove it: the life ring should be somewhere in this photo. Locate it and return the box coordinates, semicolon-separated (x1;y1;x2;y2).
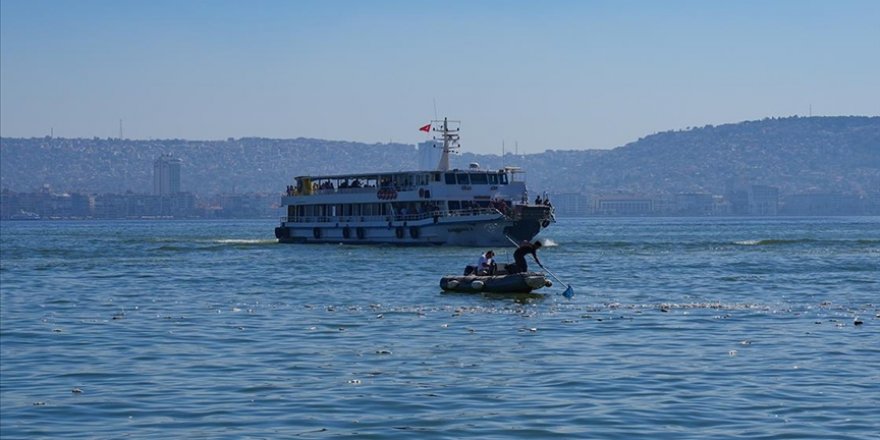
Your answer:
342;226;351;239
376;188;399;200
395;226;405;239
409;227;420;239
356;227;365;239
313;227;321;239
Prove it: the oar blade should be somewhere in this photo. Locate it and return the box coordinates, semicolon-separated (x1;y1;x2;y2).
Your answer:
562;285;574;298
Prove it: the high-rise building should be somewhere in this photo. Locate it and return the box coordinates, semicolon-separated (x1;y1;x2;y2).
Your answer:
153;154;181;195
748;185;779;215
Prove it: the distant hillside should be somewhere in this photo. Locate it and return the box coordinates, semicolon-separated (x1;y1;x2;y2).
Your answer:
0;137;419;195
508;116;880;196
1;116;878;197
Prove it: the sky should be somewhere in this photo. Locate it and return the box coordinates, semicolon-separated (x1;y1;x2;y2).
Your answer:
1;0;878;153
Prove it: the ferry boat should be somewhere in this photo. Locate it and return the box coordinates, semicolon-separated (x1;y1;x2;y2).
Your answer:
274;118;554;246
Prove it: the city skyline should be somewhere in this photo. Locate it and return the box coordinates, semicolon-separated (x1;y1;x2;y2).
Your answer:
2;0;879;153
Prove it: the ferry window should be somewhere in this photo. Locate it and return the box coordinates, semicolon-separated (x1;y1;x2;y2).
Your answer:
500;172;508;184
488;174;499;184
456;173;470;185
448;201;461;210
445;173;456;185
433;173;441;182
470;173;488;184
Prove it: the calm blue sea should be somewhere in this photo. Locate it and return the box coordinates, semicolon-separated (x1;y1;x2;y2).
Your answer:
1;217;878;439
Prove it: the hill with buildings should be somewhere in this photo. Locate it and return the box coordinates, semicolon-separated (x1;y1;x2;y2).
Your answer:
493;116;879;196
1;116;878;217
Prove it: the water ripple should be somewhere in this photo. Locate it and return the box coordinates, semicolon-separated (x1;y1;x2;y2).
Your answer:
2;218;878;439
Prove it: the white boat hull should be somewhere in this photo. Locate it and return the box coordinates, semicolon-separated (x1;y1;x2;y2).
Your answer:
276;212;539;246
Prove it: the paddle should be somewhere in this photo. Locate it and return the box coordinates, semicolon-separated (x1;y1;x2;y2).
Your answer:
505;235;574;298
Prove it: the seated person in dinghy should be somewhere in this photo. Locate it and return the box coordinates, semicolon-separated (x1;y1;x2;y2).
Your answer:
464;250;497;276
476;250;496;275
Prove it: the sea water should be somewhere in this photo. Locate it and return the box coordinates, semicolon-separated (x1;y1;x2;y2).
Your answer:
1;217;878;439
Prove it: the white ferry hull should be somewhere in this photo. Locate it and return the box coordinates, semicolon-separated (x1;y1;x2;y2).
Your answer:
276;210;547;247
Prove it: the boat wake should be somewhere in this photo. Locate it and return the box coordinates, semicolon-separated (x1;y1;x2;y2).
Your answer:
213;239;276;245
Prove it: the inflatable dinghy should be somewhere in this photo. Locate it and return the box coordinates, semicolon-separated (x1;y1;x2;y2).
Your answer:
440;272;551;294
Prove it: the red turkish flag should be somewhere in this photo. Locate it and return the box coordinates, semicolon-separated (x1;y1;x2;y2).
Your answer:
419;123;431;132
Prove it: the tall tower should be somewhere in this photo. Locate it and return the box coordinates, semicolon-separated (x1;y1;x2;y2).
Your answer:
153;154;182;195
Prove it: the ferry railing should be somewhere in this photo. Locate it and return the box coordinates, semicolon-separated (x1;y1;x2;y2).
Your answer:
279;208;503;224
447;207;503;218
293;185;419;196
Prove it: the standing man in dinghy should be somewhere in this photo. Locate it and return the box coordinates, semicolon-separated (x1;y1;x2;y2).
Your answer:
510;241;542;274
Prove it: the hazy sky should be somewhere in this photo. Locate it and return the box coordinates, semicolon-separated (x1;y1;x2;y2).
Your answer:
2;0;878;153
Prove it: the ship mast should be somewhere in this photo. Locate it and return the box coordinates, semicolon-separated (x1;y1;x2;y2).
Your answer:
432;117;460;171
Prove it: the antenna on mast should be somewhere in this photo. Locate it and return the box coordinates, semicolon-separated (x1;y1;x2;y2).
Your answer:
432;117;460;171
